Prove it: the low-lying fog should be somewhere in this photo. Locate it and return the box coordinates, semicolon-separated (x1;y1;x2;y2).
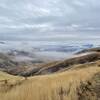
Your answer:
0;37;100;62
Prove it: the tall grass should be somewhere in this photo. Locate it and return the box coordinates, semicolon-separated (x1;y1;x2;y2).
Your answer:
0;66;100;100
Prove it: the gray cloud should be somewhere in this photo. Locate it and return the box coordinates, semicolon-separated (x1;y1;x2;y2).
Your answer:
0;0;100;38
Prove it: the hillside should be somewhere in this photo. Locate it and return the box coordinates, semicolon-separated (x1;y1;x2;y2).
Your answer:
1;49;100;77
0;53;44;76
0;60;100;100
0;47;100;100
76;47;100;54
36;52;100;75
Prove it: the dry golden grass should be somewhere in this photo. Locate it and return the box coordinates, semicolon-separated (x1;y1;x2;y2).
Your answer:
0;71;22;80
0;71;24;84
0;62;100;100
0;71;24;94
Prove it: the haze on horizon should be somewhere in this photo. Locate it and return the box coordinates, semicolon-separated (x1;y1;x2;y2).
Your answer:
0;0;100;40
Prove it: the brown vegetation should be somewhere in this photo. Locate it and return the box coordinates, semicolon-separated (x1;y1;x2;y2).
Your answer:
36;52;100;75
0;47;100;100
0;63;100;100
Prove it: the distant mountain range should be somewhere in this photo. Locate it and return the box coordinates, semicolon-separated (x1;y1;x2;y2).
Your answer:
37;44;94;53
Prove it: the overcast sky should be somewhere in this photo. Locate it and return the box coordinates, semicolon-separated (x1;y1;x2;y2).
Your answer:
0;0;100;39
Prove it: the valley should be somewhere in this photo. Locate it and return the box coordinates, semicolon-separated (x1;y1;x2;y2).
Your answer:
0;47;100;100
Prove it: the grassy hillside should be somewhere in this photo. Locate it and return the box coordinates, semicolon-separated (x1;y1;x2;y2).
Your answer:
0;47;100;100
0;71;22;80
0;53;43;76
0;71;24;94
0;60;100;100
36;52;100;75
0;48;100;77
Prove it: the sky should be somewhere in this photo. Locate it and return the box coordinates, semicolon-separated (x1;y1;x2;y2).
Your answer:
0;0;100;39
